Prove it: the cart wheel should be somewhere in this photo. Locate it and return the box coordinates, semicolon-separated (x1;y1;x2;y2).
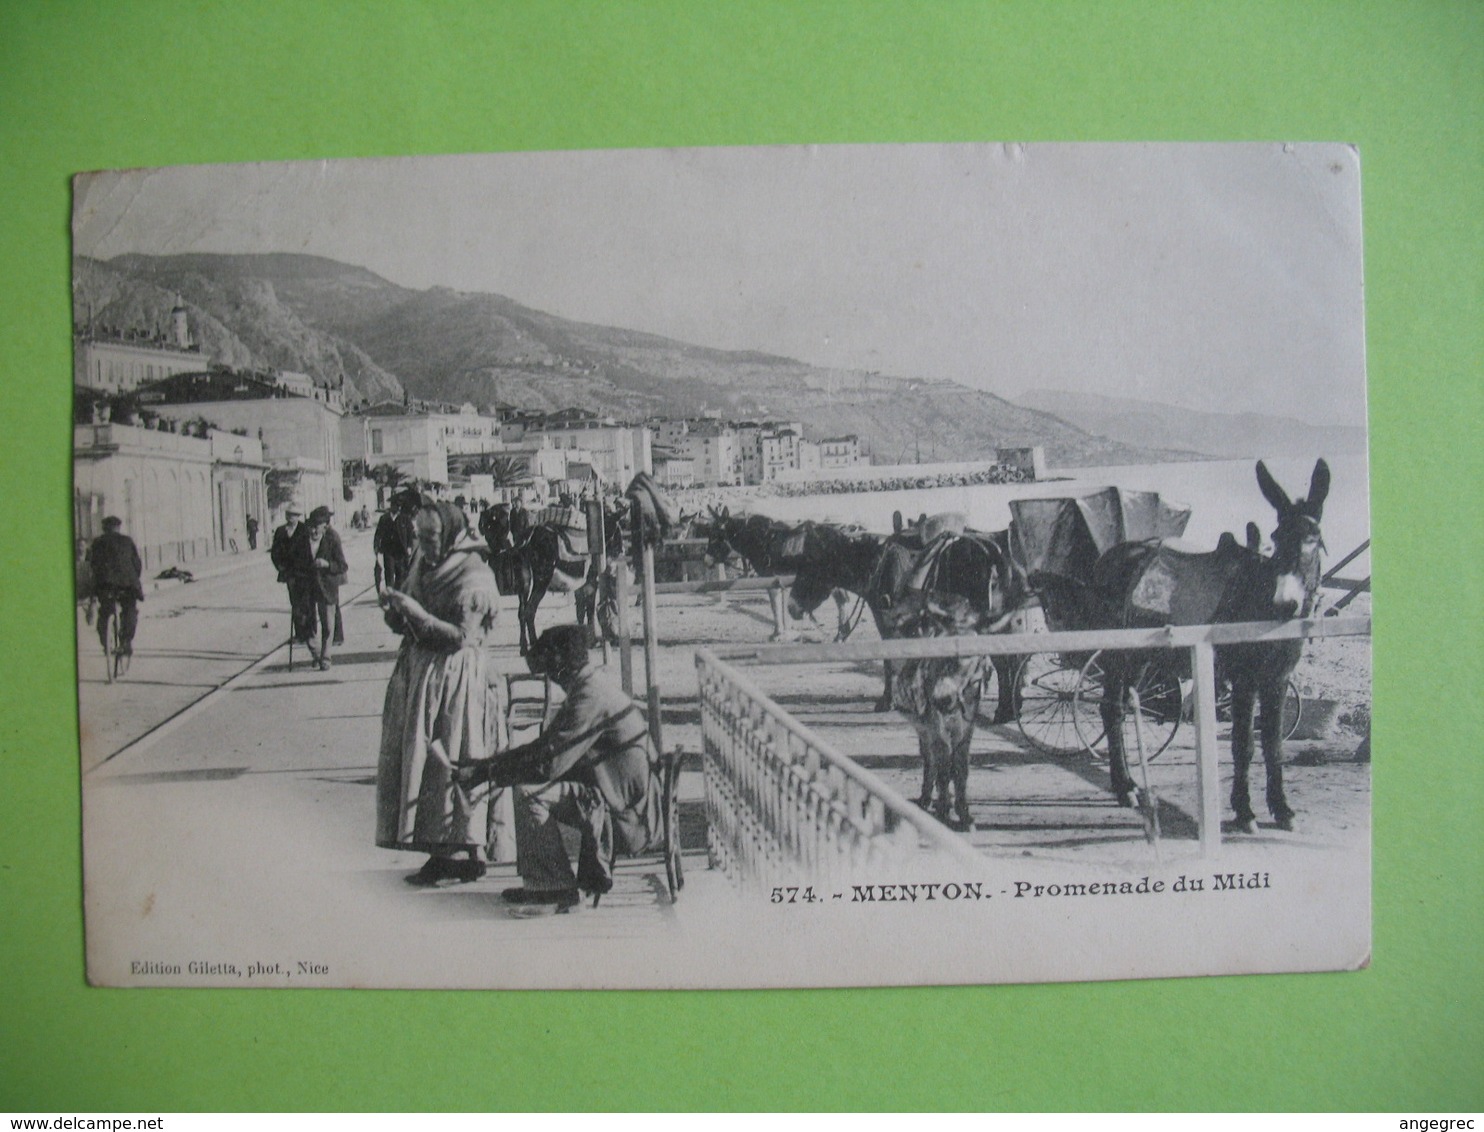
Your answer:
1073;650;1183;760
1281;679;1302;741
1015;652;1104;756
1215;677;1302;741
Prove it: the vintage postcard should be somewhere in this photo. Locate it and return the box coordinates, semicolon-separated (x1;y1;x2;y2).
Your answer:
73;143;1371;988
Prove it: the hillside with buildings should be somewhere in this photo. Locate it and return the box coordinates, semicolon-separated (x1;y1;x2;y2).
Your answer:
75;253;1190;469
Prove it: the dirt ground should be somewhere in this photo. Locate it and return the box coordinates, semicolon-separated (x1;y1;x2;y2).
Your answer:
546;581;1372;870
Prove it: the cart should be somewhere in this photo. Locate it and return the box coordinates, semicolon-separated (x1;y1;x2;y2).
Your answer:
1008;487;1190;758
1008;487;1301;759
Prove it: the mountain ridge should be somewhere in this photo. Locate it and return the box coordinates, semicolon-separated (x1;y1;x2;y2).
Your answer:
75;251;1204;468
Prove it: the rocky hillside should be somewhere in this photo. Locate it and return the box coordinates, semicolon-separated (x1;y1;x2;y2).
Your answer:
74;252;1197;468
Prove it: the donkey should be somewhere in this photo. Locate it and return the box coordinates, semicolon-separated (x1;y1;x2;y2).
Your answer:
701;508;851;640
884;592;993;830
1090;459;1330;830
499;522;592;655
786;521;1022;720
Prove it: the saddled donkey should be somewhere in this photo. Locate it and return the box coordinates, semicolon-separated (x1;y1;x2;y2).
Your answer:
701;508;851;640
498;522;593;655
1089;460;1329;830
884;592;994;830
785;521;1023;720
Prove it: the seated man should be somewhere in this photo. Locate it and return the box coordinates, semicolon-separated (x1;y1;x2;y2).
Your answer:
456;625;662;911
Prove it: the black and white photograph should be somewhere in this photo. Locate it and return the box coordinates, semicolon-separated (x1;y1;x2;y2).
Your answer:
72;143;1372;988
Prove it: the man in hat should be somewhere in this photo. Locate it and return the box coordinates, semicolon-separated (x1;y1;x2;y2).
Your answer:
291;505;348;670
374;489;418;592
89;516;143;659
270;506;306;641
455;625;663;911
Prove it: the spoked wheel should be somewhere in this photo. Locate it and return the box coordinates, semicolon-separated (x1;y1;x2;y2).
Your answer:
1015;652;1104;756
100;609;127;683
101;609;115;684
1214;678;1303;741
1073;650;1183;761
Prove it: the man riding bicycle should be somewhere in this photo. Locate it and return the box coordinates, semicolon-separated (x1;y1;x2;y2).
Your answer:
90;516;143;660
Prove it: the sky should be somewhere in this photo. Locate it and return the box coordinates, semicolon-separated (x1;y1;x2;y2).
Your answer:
72;143;1369;428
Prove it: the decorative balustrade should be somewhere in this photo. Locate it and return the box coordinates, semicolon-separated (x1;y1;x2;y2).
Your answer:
696;649;983;891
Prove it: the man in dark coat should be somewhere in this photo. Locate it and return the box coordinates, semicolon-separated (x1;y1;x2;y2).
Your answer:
246;515;259;550
508;496;531;546
291;505;349;670
373;490;417;592
270;506;306;638
89;516;143;656
456;625;662;911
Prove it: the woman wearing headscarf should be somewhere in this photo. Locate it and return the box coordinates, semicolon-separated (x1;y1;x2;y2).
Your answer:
375;498;513;884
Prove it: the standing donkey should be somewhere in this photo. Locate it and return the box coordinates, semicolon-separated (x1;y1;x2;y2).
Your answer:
884;592;993;831
1090;459;1330;831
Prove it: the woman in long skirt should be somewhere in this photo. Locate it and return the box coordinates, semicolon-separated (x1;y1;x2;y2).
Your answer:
375;499;513;884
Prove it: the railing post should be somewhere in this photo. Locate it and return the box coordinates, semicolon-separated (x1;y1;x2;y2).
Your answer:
1191;640;1222;857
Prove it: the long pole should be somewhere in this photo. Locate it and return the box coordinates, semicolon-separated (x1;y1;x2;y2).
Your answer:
639;535;664;757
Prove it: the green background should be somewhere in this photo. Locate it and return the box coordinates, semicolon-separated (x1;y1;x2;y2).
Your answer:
2;0;1479;1112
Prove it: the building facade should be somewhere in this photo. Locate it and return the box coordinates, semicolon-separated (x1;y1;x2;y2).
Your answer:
74;334;207;394
73;422;267;569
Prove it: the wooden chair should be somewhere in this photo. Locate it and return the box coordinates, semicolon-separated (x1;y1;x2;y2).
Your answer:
593;746;685;908
509;678;684;907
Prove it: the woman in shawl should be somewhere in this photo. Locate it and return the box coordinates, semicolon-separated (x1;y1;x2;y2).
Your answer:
375;498;513;885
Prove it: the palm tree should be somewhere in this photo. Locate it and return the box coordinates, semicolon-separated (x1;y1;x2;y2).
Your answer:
458;453;529;489
370;463;410;491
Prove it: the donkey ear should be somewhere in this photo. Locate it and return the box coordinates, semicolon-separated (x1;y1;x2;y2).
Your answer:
1245;521;1261;551
893;510;903;533
1307;459;1331;517
1255;461;1291;513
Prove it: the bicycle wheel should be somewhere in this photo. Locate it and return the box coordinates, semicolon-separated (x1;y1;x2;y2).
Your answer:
1015;652;1103;756
110;612;128;680
1074;650;1183;760
100;608;116;684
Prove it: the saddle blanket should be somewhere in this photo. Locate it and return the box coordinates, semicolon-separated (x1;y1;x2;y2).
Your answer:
1127;534;1249;624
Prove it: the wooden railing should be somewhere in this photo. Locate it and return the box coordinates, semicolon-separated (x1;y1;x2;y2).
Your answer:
704;616;1370;862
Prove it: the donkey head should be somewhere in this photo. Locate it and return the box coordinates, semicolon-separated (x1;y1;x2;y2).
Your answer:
702;506;736;566
1255;458;1330;616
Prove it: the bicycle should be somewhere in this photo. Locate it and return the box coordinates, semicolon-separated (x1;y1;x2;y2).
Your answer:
95;587;134;683
98;603;129;683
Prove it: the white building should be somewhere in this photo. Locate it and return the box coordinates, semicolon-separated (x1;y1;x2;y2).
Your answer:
530;413;652;486
344;409;450;485
818;434;864;469
677;427;741;486
73;421;267;568
74;332;206;394
138;371;345;525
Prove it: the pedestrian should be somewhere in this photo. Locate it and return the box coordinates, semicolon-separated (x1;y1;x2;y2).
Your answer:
455;625;663;911
376;499;512;885
508;495;530;546
246;515;259;550
271;506;306;640
75;535;97;626
290;506;348;670
89;516;144;659
374;490;417;592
